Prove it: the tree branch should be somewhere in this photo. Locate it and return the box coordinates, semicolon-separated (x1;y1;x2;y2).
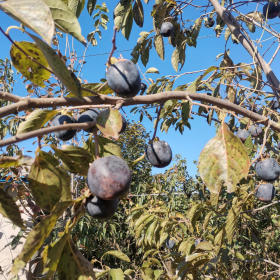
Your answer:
209;0;280;98
1;90;280;132
0;121;96;147
0;91;22;102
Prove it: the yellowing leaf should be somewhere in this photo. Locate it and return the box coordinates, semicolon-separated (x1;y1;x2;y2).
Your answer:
154;34;164;60
12;201;72;275
28;151;71;211
103;250;130;263
109;268;125;280
198;123;250;194
29;33;81;97
17;109;58;135
0;0;54;45
10;42;51;87
96;109;123;140
146;67;159;74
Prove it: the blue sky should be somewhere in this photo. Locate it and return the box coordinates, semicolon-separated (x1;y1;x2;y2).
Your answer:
0;1;279;176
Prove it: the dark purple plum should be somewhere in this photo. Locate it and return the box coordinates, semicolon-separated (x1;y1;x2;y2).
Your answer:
263;2;280;19
77;109;100;132
255;158;280;181
255;183;276;202
106;59;141;98
160;22;174;37
51;114;76;141
236;129;250;142
248;125;262;137
85;196;119;219
146;140;172;168
87;156;131;200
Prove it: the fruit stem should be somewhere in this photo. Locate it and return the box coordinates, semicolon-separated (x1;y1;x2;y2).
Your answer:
107;26;118;67
151;103;164;141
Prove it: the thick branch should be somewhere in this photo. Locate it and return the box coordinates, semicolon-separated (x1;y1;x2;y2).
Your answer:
0;121;96;147
0;90;280;132
0;91;22;102
209;0;280;98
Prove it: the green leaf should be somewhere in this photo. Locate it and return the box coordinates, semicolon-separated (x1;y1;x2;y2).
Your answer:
62;0;85;18
181;101;191;126
225;197;243;244
195;241;214;251
17;109;58;135
43;0;86;45
133;0;144;27
41;232;68;277
114;1;130;31
0;155;33;168
29;33;81;97
52;145;92;176
198;123;250;194
57;239;95;279
10;42;51;87
121;5;133;40
171;48;179;72
109;268;124;280
96;109;123;140
0;0;54;45
103;250;130;263
0;188;24;228
146;67;159;74
28;151;71;211
87;0;97;15
154;34;164;60
12;201;72;275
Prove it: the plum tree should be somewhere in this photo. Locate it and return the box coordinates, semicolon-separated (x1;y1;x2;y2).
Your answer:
255;183;276;202
255;158;280;181
51;114;76;141
106;59;141;98
85;196;119;219
87;155;131;200
236;129;250;142
77;109;100;132
160;22;174;37
262;2;280;19
146;140;172;168
248;125;262;137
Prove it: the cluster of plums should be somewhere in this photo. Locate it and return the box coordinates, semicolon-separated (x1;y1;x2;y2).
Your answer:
52;108;106;141
85;140;172;219
51;58;173;219
236;124;278;202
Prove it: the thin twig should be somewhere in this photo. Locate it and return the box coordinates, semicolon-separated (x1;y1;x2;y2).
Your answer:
106;26;118;67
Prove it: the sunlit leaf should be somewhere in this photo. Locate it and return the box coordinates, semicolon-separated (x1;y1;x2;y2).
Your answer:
0;0;54;45
109;268;124;280
43;0;86;45
96;109;123;140
10;42;51;87
17;109;58;135
198;122;250;194
146;67;159;74
29;33;81;97
103;250;130;263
